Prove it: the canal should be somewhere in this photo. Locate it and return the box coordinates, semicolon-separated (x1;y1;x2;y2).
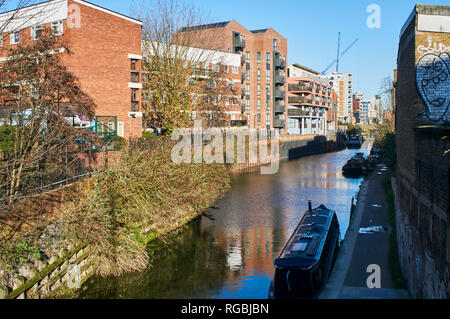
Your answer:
80;142;373;299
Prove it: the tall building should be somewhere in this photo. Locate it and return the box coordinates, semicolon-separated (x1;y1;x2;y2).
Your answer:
177;20;288;134
369;95;382;124
360;100;370;124
323;72;353;123
0;0;144;139
353;91;364;124
286;64;334;135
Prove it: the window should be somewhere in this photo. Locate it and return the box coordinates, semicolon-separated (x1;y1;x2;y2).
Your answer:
245;99;250;111
51;20;63;36
245;51;250;63
257;52;261;64
266;99;271;111
10;31;20;44
232;66;238;74
266;68;271;81
266;52;270;62
257;114;261;126
266;114;271;126
31;25;42;40
273;39;277;51
257;99;261;111
266;84;271;98
213;64;220;72
257;84;261;96
246;69;250;81
246;84;250;96
257;69;261;81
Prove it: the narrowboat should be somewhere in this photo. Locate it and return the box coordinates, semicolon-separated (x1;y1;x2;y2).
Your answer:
269;202;340;299
347;135;362;149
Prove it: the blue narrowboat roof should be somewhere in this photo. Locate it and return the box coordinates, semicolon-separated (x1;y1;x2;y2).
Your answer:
274;205;336;269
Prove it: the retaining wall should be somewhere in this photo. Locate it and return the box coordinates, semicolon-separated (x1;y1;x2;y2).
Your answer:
0;244;94;299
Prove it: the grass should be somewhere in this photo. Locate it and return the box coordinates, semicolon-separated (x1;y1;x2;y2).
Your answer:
382;173;408;290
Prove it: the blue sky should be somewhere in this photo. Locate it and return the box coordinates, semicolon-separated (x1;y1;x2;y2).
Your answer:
6;0;450;97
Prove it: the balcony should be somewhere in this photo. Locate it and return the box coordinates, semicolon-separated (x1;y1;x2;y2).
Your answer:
274;71;285;85
274;52;286;70
288;96;313;105
274;86;285;100
287;108;310;117
274;100;285;114
131;101;139;112
288;84;313;92
131;71;140;83
233;32;245;52
273;115;285;128
231;120;248;127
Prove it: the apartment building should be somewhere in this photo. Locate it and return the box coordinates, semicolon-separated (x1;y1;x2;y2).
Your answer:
177;20;288;134
360;100;370;124
368;95;382;124
0;0;143;139
286;64;333;136
353;91;364;124
322;72;353;123
142;41;243;128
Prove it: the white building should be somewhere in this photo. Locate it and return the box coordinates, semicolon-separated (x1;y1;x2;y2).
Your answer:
322;72;353;123
369;95;382;124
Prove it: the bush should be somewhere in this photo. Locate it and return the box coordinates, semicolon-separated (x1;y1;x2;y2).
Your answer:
58;138;230;276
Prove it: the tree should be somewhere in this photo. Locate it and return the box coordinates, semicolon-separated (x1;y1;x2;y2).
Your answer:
137;0;238;133
379;76;394;112
0;30;97;203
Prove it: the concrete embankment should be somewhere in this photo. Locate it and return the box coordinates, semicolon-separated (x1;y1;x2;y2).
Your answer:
320;165;410;299
232;133;339;174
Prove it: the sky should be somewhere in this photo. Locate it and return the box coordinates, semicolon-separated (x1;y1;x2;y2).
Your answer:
5;0;450;98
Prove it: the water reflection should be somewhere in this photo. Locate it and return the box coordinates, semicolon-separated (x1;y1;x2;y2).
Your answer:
81;143;372;299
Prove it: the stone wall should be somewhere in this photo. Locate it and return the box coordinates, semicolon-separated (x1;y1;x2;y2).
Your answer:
0;244;94;299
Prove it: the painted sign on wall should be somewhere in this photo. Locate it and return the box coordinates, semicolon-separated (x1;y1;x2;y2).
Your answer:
416;36;450;123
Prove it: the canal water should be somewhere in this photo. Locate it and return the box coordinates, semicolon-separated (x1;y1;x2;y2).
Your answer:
80;142;372;299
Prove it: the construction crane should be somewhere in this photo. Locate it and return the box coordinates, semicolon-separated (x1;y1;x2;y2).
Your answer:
321;32;359;75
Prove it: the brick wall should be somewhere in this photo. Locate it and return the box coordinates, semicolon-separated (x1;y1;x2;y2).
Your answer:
64;0;143;139
395;7;450;298
0;1;144;139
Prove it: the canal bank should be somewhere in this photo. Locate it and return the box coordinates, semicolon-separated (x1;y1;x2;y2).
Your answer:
320;165;409;299
79;142;372;299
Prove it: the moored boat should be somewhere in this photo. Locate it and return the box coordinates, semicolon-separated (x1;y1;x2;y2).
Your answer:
347;135;362;149
269;202;340;299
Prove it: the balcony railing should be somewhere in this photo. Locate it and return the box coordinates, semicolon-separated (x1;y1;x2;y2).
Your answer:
288;96;313;104
231;120;248;127
273;116;285;128
274;100;285;114
274;86;286;100
131;71;140;83
131;101;139;112
274;71;285;85
233;32;245;49
274;52;286;70
288;84;313;92
287;108;310;117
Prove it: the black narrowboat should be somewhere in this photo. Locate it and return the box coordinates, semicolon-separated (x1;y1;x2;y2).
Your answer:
269;202;340;299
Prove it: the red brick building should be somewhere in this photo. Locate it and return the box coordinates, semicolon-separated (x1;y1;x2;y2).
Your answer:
0;0;143;139
177;20;288;134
